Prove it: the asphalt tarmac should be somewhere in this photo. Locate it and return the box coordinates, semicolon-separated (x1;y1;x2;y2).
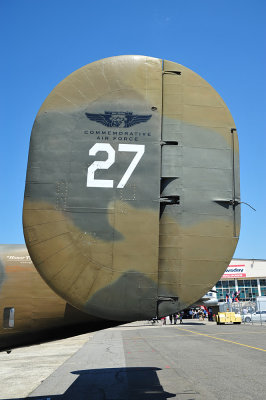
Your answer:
0;320;265;399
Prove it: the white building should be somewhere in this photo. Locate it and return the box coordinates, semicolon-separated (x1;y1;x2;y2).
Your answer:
215;259;266;302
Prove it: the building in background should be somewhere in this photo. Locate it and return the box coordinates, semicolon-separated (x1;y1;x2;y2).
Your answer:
214;259;266;302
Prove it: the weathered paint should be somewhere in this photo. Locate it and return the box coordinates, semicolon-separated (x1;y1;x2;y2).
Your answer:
0;245;109;351
23;56;240;320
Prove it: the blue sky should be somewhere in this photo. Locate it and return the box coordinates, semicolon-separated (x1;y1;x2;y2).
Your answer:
0;0;265;259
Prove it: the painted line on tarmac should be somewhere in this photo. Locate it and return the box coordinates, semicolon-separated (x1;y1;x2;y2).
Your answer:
176;327;266;352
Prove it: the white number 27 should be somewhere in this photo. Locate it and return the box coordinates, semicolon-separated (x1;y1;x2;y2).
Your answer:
87;143;145;188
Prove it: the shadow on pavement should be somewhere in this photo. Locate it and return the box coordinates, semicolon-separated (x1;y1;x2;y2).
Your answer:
4;367;176;400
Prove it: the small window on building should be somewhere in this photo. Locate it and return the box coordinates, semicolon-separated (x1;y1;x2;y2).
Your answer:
3;307;15;328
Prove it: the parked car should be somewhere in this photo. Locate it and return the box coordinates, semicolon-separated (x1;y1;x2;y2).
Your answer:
242;310;266;323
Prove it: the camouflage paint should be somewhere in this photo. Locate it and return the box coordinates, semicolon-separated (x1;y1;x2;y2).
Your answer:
23;56;240;320
0;245;112;351
0;254;5;292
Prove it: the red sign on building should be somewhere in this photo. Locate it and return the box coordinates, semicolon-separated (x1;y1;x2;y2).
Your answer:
222;265;246;279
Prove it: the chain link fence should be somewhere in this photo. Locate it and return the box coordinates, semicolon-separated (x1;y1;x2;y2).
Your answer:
219;300;266;325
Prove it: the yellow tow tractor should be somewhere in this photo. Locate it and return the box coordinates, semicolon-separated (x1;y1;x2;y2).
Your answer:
216;312;241;325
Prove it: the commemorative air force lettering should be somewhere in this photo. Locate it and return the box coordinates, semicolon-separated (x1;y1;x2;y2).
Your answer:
84;130;152;142
83;111;153;141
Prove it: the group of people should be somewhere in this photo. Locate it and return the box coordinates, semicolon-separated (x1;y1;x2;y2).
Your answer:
155;307;214;325
226;291;240;303
161;312;184;325
190;307;214;321
151;307;215;325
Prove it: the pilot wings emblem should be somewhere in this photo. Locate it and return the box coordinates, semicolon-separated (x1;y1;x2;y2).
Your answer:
85;111;152;128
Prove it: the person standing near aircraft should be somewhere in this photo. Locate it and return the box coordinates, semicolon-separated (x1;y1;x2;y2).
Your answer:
208;307;213;321
179;312;183;324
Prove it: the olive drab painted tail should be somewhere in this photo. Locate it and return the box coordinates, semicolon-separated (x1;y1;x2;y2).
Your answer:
23;56;240;321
